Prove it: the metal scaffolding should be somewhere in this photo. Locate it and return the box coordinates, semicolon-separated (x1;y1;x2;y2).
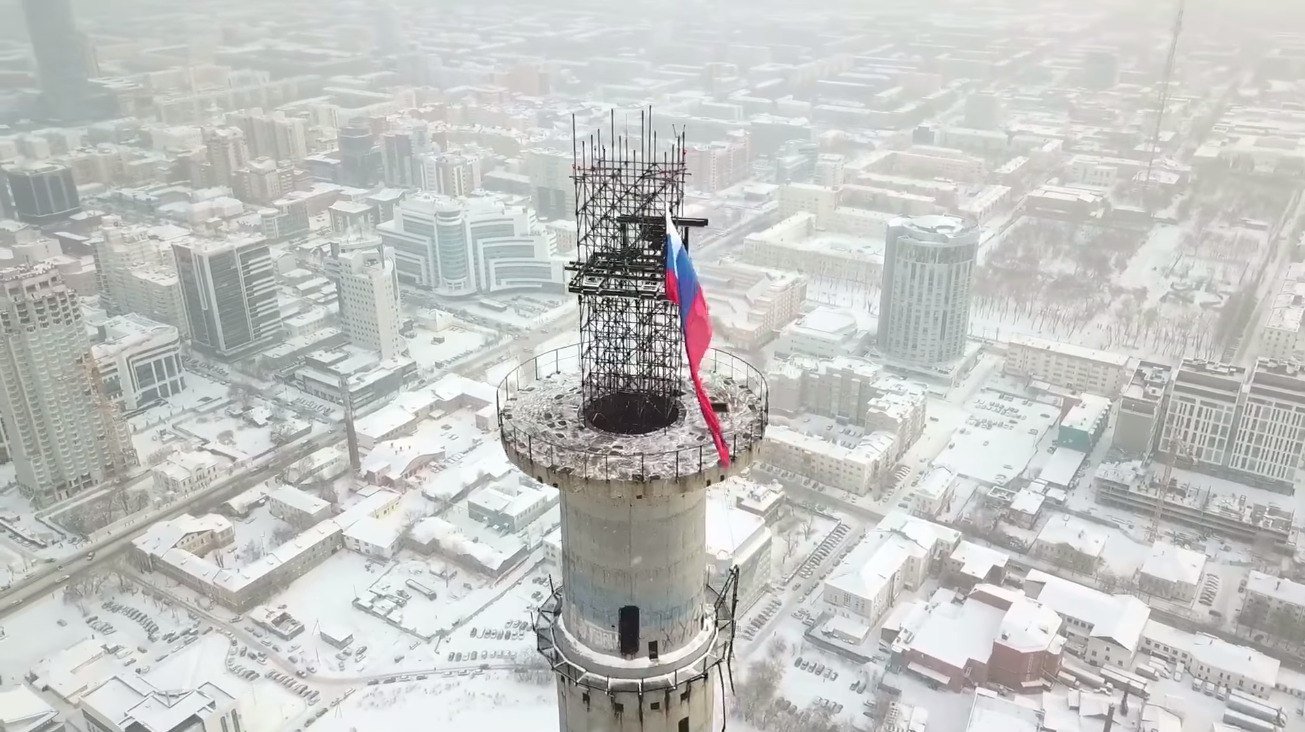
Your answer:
567;110;707;435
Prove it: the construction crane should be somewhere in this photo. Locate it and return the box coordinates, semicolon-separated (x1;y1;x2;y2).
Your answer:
80;356;135;493
1148;434;1194;542
1143;0;1186;212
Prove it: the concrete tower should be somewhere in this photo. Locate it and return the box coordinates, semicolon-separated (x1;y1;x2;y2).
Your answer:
327;238;404;360
0;265;136;506
498;118;767;732
878;214;978;365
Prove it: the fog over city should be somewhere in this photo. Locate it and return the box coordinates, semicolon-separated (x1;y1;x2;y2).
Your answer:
1;1;1305;731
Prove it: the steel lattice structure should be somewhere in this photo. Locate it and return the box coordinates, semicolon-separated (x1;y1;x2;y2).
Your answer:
567;111;706;435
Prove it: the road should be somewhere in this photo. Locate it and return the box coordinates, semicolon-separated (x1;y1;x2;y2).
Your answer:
1232;185;1305;365
0;428;342;618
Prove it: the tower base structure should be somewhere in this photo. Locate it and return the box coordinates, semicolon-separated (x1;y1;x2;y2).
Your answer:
499;344;766;732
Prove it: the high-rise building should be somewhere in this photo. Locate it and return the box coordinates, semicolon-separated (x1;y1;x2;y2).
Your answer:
380;123;429;188
233;158;296;204
377;194;561;296
173;236;283;359
229;110;309;162
326;239;404;360
0;265;136;506
525;149;576;221
20;0;106;122
3;162;81;225
878;215;978;365
91;219;189;337
421;152;481;197
338;125;381;188
203;127;250;188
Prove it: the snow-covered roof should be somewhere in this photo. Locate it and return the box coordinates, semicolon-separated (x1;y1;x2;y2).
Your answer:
418;441;514;501
913;466;956;502
1140;541;1206;587
268;485;330;515
82;674;234;732
1009;488;1045;516
826;511;959;603
705;494;769;563
1026;570;1149;652
904;589;1005;672
409;516;523;572
965;689;1043;732
342;516;401;550
1038;447;1086;488
0;685;57;729
1246;571;1305;607
950;541;1009;579
1060;394;1110;433
1034;515;1106;559
1189;634;1280;688
1009;333;1130;367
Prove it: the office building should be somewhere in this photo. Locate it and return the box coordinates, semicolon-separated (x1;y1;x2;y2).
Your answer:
1112;363;1172;458
233;158;297;204
377;194;562;296
1158;360;1245;469
422;152;482;196
338;125;381;188
173;236;283;359
202;126;249;188
92;315;185;412
229;109;309;162
380;123;430;188
524;149;575;221
3;163;81;225
1227;359;1305;490
878;215;978;365
326;239;404;359
0;265;136;506
20;0;104;122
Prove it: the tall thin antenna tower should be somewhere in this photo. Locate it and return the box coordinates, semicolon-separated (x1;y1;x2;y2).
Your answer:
1144;0;1186;212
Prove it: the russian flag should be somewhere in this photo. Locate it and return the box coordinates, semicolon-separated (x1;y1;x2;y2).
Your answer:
665;210;730;468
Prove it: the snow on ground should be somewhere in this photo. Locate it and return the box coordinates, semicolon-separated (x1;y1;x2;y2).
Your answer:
211;503;295;567
147;633;308;732
174;408;311;462
314;673;557;732
935;390;1059;487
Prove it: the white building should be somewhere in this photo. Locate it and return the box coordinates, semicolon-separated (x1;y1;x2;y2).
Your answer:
0;266;137;506
1142;621;1280;698
268;485;333;527
466;478;557;532
326;240;404;360
705;495;773;612
1227;359;1305;492
1024;570;1149;668
151;451;228;497
878;215;978;365
90;219;189;336
342;516;402;559
1031;515;1107;573
1240;571;1305;635
81;674;239;732
1004;335;1131;396
1138;541;1206;604
774;306;873;359
377;193;563;296
694;261;807;350
0;685;61;732
909;466;956;518
173;235;283;359
823;512;960;623
763;425;895;496
1158;359;1246;469
92;315;185;411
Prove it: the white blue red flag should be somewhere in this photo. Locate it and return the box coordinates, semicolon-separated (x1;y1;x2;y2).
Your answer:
665;210;730;467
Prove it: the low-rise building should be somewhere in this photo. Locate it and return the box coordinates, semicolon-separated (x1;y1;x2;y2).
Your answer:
1142;621;1280;698
150;451;228;497
1057;394;1111;452
1004;335;1131;396
891;585;1064;692
1031;515;1106;574
0;685;63;732
408;516;529;578
1138;541;1206;604
944;541;1009;592
466;478;557;532
1239;571;1305;639
268;485;332;527
81;675;239;732
910;467;956;518
763;424;895;496
734;482;786;524
823;512;960;624
1006;488;1046;529
92;315;185;412
706;495;773;612
1024;570;1149;668
342;517;402;559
